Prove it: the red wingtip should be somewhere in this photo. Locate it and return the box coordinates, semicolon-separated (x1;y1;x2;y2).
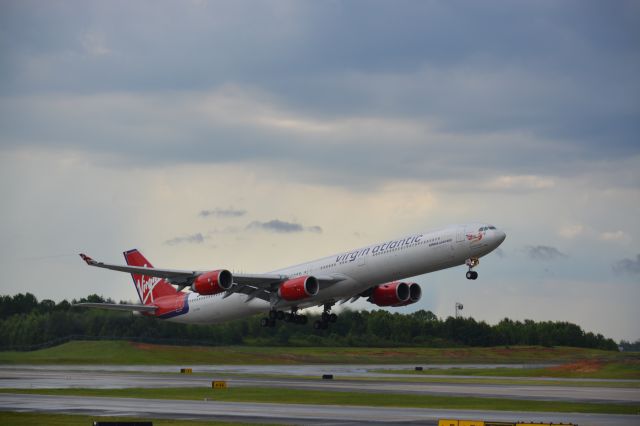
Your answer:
79;253;95;265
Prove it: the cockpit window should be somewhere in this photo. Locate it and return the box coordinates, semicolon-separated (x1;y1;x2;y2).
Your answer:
489;226;496;230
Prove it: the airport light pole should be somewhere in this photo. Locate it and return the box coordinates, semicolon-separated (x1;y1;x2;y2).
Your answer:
455;302;463;318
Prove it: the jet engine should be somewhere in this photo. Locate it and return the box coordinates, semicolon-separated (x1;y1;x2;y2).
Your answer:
191;269;233;295
392;282;422;307
369;281;410;306
278;276;319;301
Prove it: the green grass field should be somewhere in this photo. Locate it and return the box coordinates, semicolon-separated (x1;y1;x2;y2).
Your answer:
0;411;271;426
0;340;634;366
1;387;637;415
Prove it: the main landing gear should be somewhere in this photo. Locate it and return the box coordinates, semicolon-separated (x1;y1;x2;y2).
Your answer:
465;257;479;280
260;309;308;327
313;303;338;330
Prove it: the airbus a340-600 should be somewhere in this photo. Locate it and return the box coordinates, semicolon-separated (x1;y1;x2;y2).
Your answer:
78;223;506;329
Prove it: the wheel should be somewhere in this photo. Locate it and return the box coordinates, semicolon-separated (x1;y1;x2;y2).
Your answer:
321;312;330;322
320;321;329;330
299;315;308;325
313;320;323;330
329;313;338;323
466;271;473;280
268;318;276;327
284;313;293;322
471;271;478;280
276;310;285;320
269;310;277;320
260;317;269;327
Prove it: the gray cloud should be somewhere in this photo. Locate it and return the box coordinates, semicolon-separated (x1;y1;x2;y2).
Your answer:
306;226;323;234
524;245;568;261
612;255;640;276
0;1;638;191
164;233;205;246
247;220;322;234
199;208;246;218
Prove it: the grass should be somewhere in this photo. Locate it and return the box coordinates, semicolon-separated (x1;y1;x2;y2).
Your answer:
0;411;271;426
2;387;637;415
0;340;634;366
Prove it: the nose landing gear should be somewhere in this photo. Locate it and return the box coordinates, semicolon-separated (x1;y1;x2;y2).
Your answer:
465;258;479;280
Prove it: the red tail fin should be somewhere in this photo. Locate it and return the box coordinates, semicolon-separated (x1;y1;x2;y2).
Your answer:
123;249;177;305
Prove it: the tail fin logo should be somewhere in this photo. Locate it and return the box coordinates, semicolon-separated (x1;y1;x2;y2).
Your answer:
135;265;161;304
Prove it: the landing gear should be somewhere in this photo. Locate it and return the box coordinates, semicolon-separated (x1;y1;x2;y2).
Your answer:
314;303;337;330
263;309;307;327
284;311;308;325
465;258;479;280
262;304;336;329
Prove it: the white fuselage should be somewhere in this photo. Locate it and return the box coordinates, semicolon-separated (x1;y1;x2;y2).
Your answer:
172;223;506;324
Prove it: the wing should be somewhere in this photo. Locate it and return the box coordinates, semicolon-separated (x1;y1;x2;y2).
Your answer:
79;253;346;303
79;253;197;286
73;302;157;312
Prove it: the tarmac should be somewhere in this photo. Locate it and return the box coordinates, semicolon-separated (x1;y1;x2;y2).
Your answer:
2;393;638;426
0;364;638;425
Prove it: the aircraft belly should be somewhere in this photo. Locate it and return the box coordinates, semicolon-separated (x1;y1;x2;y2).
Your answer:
169;294;269;324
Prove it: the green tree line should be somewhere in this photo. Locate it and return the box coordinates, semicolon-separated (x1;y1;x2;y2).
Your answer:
0;293;618;351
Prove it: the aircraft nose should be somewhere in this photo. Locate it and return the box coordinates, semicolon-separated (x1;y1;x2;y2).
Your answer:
496;229;506;245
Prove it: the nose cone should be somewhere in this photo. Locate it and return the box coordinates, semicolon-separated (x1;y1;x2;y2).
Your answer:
495;229;506;246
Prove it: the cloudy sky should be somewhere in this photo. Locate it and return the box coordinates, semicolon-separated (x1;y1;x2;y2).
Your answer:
1;1;638;341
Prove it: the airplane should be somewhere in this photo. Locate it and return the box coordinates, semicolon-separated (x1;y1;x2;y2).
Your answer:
77;222;506;329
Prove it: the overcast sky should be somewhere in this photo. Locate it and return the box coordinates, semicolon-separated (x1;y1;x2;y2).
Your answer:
1;0;638;341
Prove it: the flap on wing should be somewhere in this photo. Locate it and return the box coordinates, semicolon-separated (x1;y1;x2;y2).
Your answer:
232;273;286;287
315;274;349;286
73;303;157;312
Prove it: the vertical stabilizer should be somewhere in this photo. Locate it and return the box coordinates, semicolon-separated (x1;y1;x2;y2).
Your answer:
123;249;177;304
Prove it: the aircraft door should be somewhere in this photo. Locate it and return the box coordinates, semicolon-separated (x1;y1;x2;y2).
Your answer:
456;226;466;243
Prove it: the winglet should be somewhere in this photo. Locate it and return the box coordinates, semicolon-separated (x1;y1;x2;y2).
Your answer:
79;253;97;265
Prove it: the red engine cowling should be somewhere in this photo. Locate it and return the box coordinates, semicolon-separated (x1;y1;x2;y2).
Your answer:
191;269;233;295
369;281;410;306
392;283;422;307
278;276;319;301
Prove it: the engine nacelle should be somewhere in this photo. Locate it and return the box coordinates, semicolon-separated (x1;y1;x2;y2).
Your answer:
278;276;319;301
392;282;422;307
369;281;410;307
191;269;233;295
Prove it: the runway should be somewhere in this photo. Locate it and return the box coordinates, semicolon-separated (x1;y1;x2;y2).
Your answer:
1;365;638;425
0;366;638;404
1;393;638;426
